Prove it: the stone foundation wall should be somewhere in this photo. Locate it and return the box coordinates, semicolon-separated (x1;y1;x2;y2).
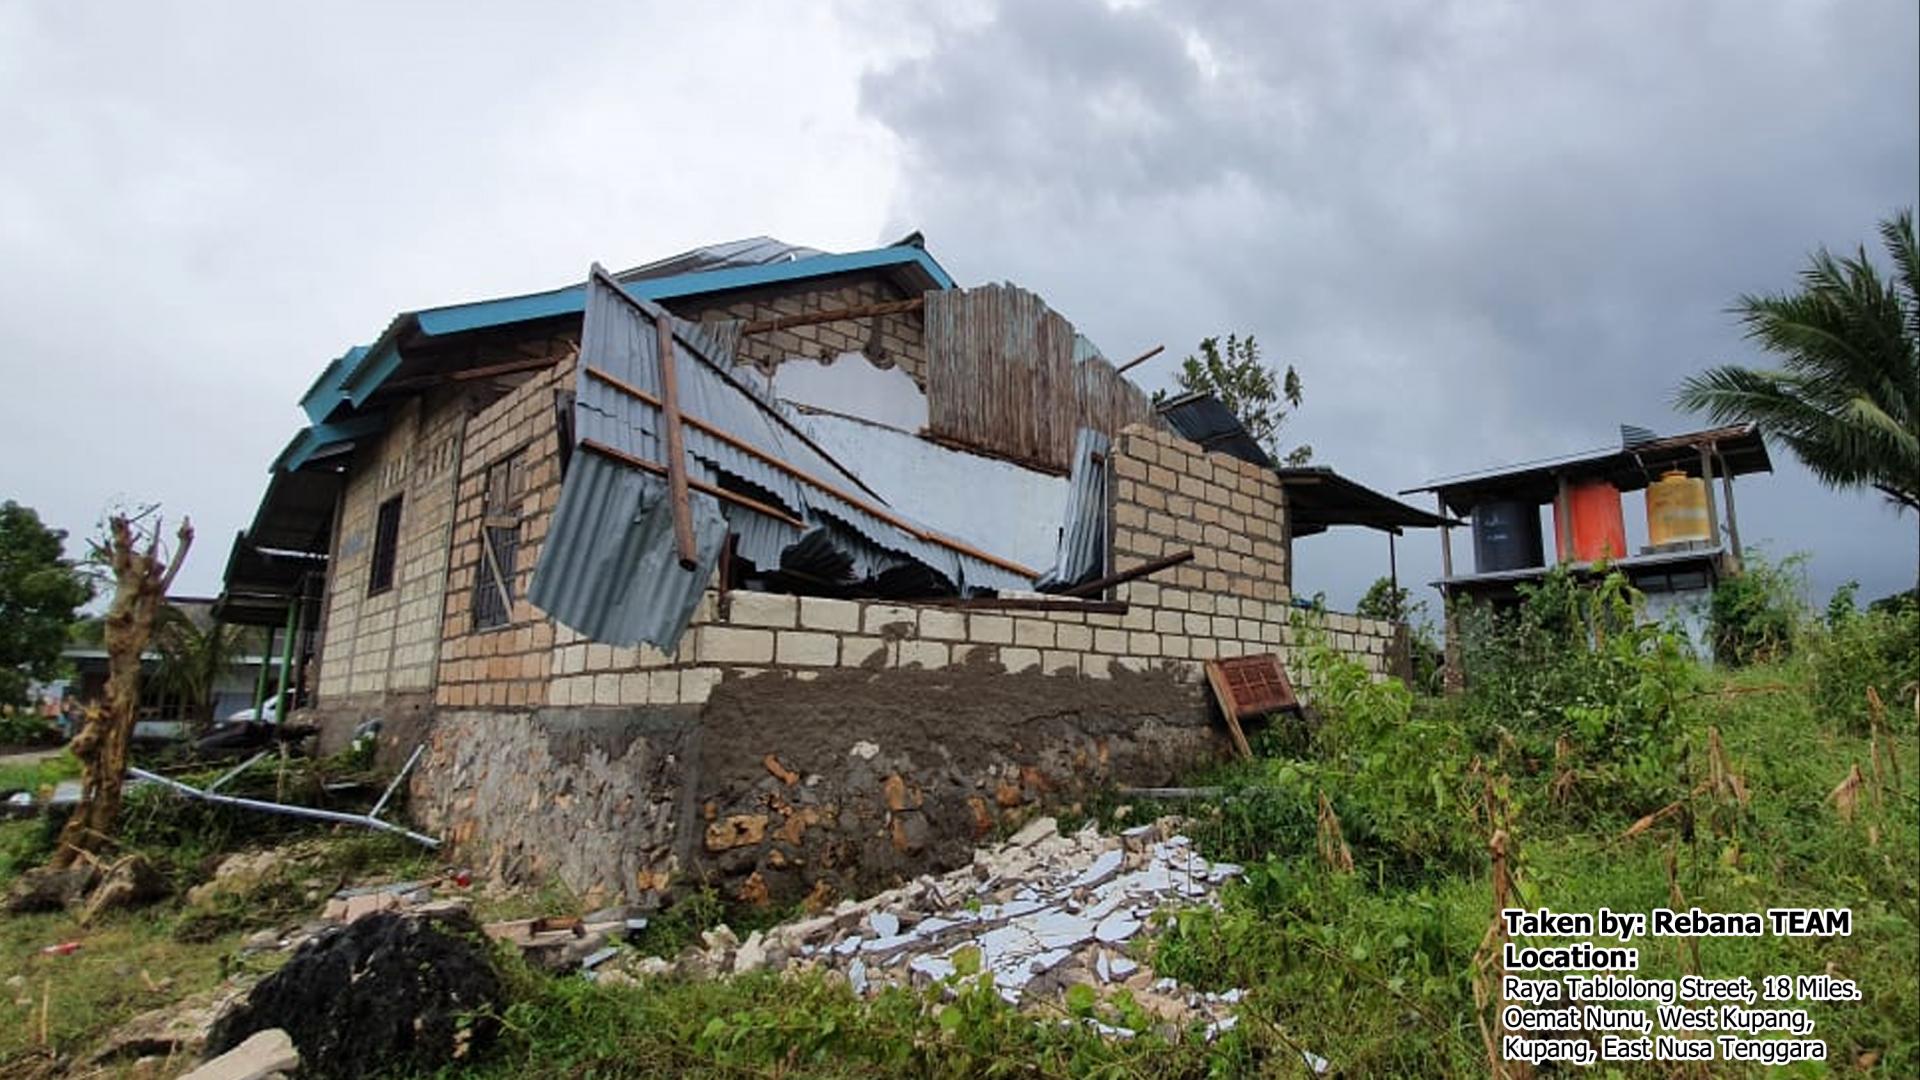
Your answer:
413;663;1218;907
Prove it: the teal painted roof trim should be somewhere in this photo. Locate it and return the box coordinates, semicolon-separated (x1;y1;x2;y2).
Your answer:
274;413;388;473
301;245;954;425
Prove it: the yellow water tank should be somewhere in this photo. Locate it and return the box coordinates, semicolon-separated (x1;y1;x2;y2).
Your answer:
1646;470;1711;546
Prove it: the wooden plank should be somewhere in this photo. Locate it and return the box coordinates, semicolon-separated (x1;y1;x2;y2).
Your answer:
654;315;697;569
1203;662;1255;761
578;439;804;528
918;596;1128;614
1060;549;1194;598
740;297;924;336
1112;344;1164;375
580;365;1040;578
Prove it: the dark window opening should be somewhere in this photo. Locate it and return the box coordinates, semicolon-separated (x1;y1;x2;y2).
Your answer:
474;451;528;629
369;495;403;595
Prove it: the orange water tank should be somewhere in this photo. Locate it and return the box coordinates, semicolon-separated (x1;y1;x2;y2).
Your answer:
1646;470;1711;546
1553;479;1628;562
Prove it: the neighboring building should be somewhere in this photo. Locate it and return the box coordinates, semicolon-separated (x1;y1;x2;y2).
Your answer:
218;235;1443;904
1404;423;1772;656
59;597;276;737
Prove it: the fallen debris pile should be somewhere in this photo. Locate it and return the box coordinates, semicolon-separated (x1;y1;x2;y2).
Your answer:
207;908;501;1080
605;816;1252;1036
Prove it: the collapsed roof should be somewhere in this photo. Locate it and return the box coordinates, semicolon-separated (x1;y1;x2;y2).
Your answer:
530;269;1069;650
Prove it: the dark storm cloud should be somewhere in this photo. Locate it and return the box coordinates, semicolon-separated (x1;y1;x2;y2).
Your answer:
859;0;1920;606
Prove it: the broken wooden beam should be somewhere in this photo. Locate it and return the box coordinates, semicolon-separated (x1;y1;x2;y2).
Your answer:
1060;549;1195;598
1112;344;1165;375
740;297;925;336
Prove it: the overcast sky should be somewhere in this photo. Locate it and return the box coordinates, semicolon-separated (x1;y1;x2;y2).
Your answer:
1;0;1914;612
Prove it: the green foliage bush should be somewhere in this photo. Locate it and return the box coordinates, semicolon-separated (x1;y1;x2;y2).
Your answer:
1804;589;1920;732
1707;550;1805;665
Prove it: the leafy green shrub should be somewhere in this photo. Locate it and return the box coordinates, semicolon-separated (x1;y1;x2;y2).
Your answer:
1456;569;1697;822
0;706;57;747
1805;591;1920;732
1708;550;1806;665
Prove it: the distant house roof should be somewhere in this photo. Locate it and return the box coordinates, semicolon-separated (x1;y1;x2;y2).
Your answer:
1403;423;1772;516
1155;392;1452;536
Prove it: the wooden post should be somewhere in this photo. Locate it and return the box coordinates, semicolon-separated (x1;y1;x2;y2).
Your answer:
1698;445;1722;551
1439;494;1464;695
1715;449;1743;570
1554;474;1572;563
655;314;697;569
1388;532;1399;603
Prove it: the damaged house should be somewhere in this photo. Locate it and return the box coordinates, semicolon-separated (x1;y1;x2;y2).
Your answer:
217;236;1447;904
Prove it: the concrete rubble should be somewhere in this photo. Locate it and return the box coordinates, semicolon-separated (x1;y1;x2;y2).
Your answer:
602;815;1259;1038
178;1027;299;1080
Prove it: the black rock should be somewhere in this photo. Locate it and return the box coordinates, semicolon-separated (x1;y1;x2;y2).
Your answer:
205;909;502;1079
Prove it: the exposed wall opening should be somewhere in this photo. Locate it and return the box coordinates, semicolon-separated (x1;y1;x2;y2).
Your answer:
474;449;528;630
367;495;403;595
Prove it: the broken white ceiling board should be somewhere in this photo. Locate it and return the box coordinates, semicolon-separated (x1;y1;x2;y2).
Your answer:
773;352;929;431
791;409;1070;573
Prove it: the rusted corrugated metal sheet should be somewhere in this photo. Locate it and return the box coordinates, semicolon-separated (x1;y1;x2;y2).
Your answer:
925;284;1161;471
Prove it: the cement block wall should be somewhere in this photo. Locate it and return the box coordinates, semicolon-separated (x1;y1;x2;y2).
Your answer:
313;392;467;703
671;271;928;386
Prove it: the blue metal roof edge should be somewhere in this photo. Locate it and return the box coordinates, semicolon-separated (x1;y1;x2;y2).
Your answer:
413;244;955;338
273;413;387;473
303;244;953;423
298;344;373;422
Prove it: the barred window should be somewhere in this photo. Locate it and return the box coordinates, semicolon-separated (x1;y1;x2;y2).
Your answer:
473;451;528;630
368;495;403;596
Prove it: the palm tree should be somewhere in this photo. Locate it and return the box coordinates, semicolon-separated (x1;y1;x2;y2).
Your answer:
151;603;247;735
1677;209;1920;588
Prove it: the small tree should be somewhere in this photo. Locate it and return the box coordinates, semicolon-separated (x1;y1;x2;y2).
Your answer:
53;509;191;868
0;501;94;708
1356;576;1413;624
1155;334;1311;465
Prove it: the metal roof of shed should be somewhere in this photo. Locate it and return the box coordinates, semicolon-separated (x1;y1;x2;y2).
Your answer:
1403;423;1772;515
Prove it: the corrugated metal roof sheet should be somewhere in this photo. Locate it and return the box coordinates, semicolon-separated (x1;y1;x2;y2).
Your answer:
1156;392;1274;468
527;453;726;651
790;409;1070;572
617;236;827;281
1036;429;1111;590
532;268;1031;648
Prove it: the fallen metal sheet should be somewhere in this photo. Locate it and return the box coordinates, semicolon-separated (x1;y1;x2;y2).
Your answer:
528;453;726;651
1036;429;1110;591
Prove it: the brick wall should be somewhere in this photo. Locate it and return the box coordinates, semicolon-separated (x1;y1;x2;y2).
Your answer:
313;392;466;701
671;272;927;386
435;346;574;710
1106;423;1399;680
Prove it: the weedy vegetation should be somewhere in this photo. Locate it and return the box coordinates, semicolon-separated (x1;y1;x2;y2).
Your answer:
2;569;1913;1077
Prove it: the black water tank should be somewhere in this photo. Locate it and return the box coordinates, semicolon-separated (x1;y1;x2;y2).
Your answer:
1471;500;1544;573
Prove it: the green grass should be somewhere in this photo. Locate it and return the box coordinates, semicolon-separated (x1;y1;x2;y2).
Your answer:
3;609;1913;1078
0;748;79;797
